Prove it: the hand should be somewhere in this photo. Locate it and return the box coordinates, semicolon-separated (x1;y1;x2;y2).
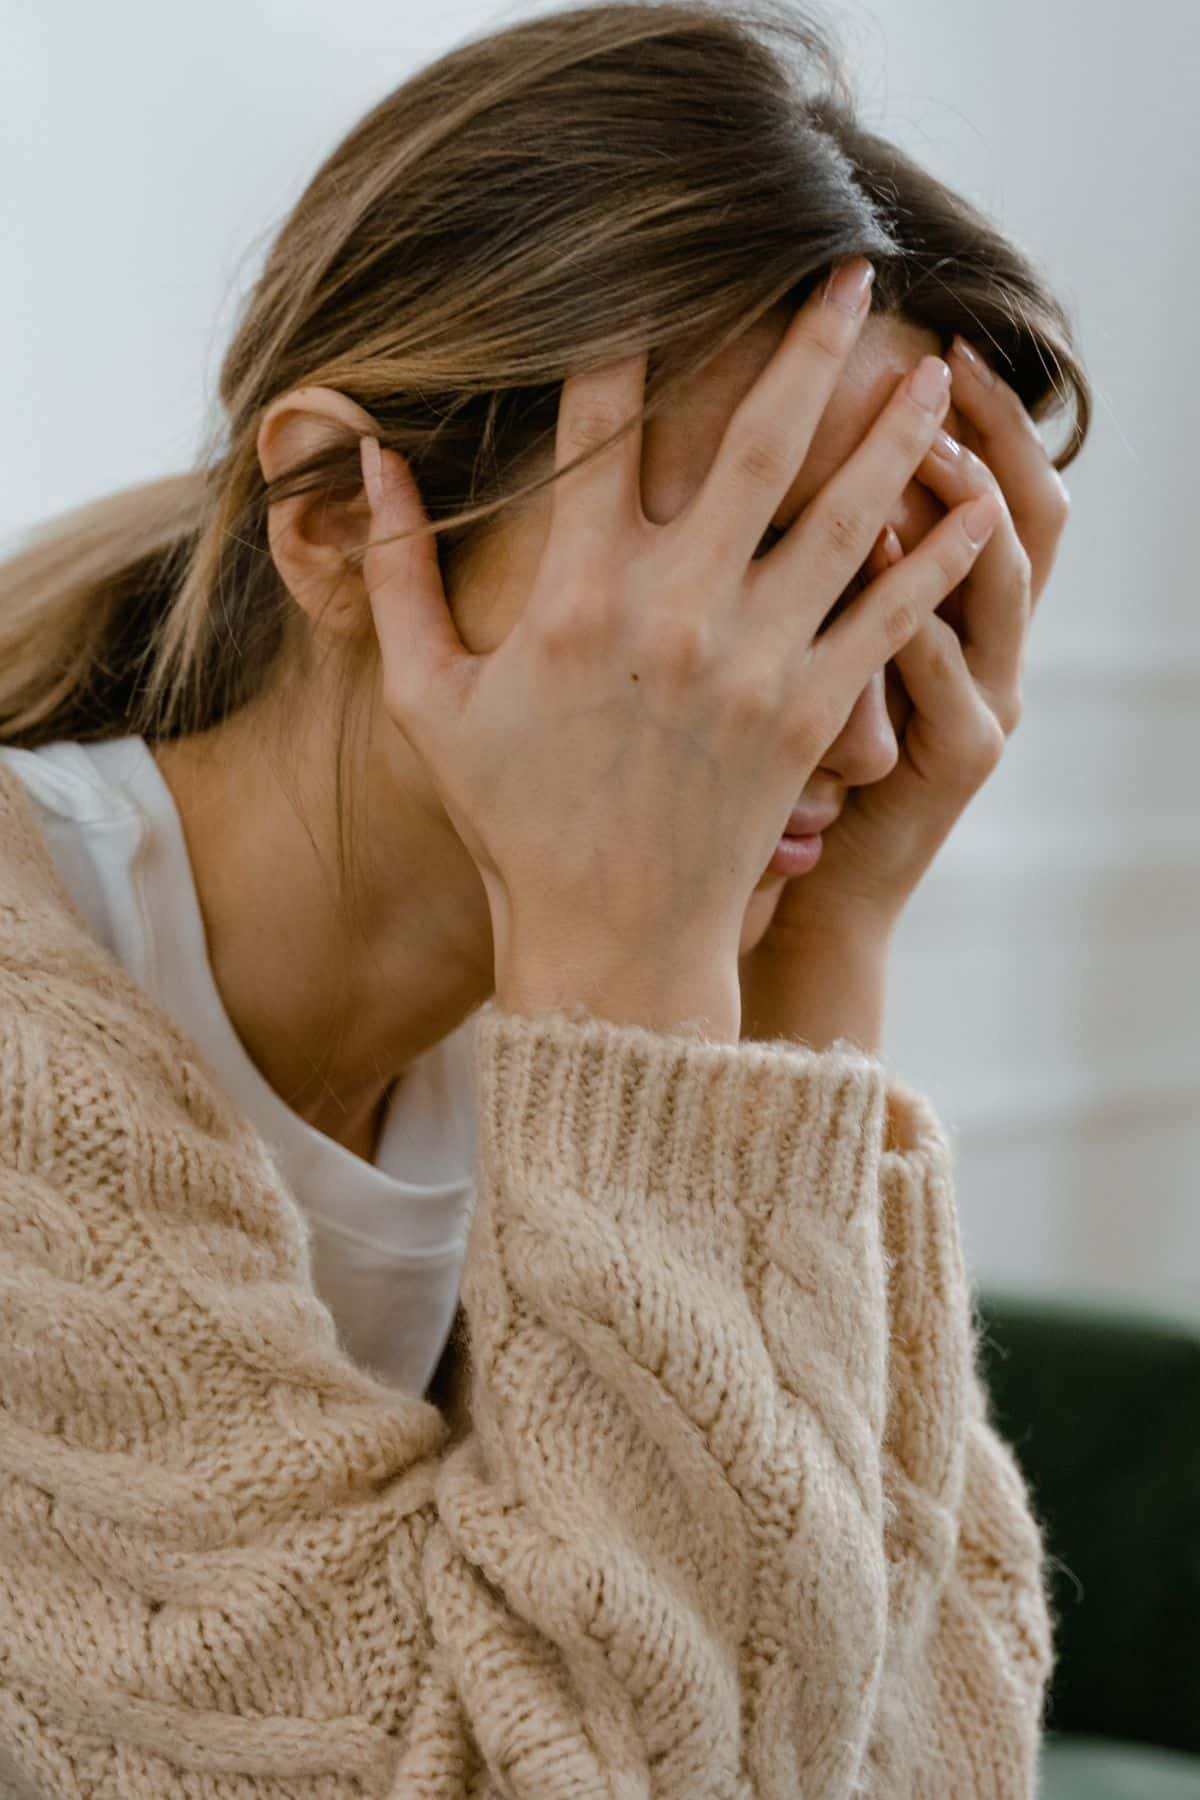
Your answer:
356;259;1000;1037
745;331;1071;957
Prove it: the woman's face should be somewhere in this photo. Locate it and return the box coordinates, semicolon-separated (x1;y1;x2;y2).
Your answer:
447;307;970;959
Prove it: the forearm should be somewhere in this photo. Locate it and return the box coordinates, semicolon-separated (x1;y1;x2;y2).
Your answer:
739;922;892;1057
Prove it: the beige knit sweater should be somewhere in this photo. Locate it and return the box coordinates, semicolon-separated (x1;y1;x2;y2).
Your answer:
0;757;1053;1798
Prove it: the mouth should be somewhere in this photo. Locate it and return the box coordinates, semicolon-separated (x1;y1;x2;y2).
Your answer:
765;827;826;880
782;806;841;839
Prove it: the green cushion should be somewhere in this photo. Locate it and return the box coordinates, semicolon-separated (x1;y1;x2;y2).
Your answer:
1039;1733;1200;1799
975;1289;1200;1758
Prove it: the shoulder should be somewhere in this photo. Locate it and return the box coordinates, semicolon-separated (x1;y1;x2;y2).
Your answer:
0;758;305;1263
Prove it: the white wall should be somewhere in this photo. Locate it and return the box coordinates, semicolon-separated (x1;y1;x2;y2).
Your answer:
3;1;1196;1319
845;0;1200;1320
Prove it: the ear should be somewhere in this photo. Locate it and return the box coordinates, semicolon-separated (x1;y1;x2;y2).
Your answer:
257;385;380;639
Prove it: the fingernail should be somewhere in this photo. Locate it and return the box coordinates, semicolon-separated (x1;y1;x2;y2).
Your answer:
930;427;962;463
951;335;996;388
962;494;999;545
910;355;951;412
824;257;875;316
360;435;383;511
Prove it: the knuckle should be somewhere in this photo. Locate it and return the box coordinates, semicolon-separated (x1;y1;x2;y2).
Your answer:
821;498;870;564
729;420;793;492
997;688;1024;735
728;659;783;727
954;523;986;575
895;396;939;459
381;669;427;736
999;380;1029;425
881;595;920;649
973;716;1008;771
793;318;845;370
640;610;712;679
537;610;579;663
560;402;624;459
927;631;962;685
539;589;607;659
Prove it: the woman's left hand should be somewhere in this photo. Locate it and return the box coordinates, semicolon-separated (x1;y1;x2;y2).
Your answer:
749;332;1072;953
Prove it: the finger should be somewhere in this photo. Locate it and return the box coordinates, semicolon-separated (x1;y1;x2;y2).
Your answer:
915;432;1030;706
946;336;1071;602
681;257;876;572
814;490;1000;703
762;354;955;639
359;436;473;728
874;527;919;738
550;349;650;548
812;523;895;638
889;609;1006;783
866;523;901;584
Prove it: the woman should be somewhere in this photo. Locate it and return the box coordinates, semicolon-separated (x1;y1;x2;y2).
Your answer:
0;1;1089;1793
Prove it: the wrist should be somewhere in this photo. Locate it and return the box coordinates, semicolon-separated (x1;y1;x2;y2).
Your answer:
496;924;742;1045
739;921;891;1057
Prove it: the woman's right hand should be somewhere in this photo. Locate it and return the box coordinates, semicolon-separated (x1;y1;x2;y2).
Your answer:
357;257;999;1033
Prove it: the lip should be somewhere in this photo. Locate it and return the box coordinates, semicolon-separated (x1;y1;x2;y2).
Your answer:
783;806;841;838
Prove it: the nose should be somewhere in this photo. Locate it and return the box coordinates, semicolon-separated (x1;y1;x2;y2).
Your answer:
818;667;899;788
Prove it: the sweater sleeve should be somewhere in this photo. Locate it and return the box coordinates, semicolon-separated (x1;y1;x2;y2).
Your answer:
0;946;1034;1799
860;1078;1056;1798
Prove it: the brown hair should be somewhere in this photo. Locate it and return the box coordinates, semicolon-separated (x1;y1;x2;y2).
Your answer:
0;0;1091;932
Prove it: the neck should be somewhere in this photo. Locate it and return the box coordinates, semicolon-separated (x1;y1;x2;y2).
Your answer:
151;690;495;1159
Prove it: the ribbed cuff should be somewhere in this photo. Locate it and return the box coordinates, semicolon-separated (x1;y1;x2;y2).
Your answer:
472;999;889;1241
879;1079;970;1339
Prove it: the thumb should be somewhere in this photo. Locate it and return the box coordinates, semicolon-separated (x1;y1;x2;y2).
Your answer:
358;436;473;724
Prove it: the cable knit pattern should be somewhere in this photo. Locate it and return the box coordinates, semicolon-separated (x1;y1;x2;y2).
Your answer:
0;758;1054;1797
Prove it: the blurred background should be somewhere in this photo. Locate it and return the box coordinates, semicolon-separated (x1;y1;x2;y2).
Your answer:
2;0;1196;1325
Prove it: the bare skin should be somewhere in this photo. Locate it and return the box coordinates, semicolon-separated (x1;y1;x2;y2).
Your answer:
153;309;968;1161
